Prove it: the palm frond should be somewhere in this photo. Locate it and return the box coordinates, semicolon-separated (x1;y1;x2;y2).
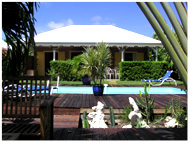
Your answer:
2;2;38;76
137;2;187;88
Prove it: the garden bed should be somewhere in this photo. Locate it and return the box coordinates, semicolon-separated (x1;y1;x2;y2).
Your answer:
80;114;186;129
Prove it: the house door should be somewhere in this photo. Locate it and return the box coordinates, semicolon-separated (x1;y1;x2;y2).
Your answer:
45;52;58;75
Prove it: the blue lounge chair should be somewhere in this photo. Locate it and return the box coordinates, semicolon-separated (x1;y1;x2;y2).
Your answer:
25;76;59;91
3;77;60;96
141;70;177;86
23;77;59;95
3;84;35;99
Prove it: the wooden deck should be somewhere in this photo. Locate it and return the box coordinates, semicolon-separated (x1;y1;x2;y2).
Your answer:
54;108;80;128
53;128;187;140
2;108;81;129
53;93;187;110
52;85;187;111
2;133;21;140
2;85;187;140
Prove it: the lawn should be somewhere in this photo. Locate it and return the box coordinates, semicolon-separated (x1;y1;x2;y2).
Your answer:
116;80;184;85
51;80;109;85
51;80;184;86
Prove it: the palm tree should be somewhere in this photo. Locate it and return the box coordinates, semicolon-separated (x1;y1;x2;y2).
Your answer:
137;2;187;88
81;42;111;85
2;2;38;76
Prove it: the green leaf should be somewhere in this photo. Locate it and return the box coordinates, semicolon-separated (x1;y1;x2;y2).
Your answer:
136;98;146;108
146;2;187;70
139;91;145;103
174;3;187;36
161;2;187;54
137;2;187;88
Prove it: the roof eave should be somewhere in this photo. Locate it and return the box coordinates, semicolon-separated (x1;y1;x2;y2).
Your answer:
35;42;163;47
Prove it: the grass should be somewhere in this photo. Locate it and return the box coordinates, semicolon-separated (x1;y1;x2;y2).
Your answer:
51;81;83;85
51;80;184;86
51;80;109;85
116;80;184;85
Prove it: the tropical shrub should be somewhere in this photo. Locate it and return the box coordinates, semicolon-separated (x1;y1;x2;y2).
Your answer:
119;106;133;123
2;2;38;76
71;55;90;79
48;60;76;81
136;84;155;124
169;98;187;127
81;42;111;85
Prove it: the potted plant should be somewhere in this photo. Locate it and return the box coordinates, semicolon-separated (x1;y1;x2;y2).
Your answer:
81;41;111;96
71;55;91;85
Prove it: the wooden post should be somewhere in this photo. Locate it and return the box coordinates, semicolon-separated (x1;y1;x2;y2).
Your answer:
40;96;56;140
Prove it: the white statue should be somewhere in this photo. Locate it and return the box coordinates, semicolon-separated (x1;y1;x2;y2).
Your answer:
128;97;142;120
129;97;139;112
122;97;143;128
87;101;108;128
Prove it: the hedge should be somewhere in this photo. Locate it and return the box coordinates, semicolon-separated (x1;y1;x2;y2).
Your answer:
48;60;79;81
49;60;170;81
119;61;169;81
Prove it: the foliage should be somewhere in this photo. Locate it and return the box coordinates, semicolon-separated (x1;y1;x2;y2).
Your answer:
135;119;149;128
119;61;168;81
137;2;187;88
152;32;180;67
136;84;155;124
152;105;171;125
152;32;172;63
83;111;90;128
119;106;133;123
2;2;38;76
169;98;187;127
49;56;91;81
71;55;90;79
81;41;111;85
152;32;181;80
48;60;75;81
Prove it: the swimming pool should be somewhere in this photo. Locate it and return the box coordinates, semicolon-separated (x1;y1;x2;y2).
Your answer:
52;86;186;94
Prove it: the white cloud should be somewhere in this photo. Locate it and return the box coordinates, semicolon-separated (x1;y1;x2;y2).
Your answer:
47;18;74;29
48;21;64;29
91;15;116;26
91;16;102;22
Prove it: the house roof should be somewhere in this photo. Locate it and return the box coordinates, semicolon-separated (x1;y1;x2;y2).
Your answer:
1;40;8;49
35;25;162;47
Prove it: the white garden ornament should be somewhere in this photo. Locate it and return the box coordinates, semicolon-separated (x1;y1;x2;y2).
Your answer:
87;101;108;128
128;97;142;120
122;97;143;128
129;97;139;112
164;116;179;128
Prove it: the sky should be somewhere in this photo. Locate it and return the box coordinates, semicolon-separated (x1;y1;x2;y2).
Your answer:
2;1;183;40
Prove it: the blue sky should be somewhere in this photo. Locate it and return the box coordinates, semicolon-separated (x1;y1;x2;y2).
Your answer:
2;1;181;40
34;2;180;38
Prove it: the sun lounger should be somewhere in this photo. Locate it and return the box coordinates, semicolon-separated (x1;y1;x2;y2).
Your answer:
141;70;177;86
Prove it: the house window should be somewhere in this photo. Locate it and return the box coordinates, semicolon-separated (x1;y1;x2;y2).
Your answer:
124;53;136;61
71;52;83;59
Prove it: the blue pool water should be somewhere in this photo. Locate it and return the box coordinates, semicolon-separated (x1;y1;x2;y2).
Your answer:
52;86;186;94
